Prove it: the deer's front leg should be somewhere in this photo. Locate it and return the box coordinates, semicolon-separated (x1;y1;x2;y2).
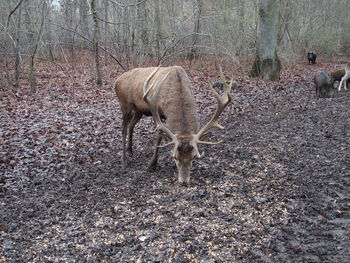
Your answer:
344;76;349;90
148;133;162;169
127;112;142;153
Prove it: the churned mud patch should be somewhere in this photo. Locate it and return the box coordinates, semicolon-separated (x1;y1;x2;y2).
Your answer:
1;61;349;262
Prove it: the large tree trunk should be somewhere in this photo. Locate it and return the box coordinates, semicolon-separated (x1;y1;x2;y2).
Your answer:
249;0;281;81
91;0;102;85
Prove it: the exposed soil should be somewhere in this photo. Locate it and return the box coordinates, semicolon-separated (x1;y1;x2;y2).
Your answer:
1;60;349;262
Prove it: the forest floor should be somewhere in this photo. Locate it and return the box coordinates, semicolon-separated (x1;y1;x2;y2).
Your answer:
1;58;350;263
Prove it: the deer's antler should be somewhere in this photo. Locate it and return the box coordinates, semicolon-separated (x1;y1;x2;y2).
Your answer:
192;68;236;157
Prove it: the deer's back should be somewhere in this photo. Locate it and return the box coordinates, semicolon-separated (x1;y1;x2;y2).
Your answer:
115;66;196;117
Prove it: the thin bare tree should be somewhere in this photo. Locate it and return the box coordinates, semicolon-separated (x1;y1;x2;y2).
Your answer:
30;0;49;92
14;1;23;89
91;0;102;85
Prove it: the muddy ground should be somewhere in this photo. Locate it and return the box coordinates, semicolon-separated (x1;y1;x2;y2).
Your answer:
1;61;349;262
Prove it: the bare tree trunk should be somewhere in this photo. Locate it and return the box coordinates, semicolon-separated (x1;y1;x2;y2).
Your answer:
237;0;247;55
23;1;34;45
189;0;202;67
14;3;22;89
79;0;89;43
2;49;11;89
104;0;109;65
249;0;281;81
4;0;29;90
238;0;245;31
137;0;149;59
30;0;48;92
91;0;102;85
123;7;130;69
277;1;292;46
46;18;55;61
154;0;162;62
64;0;76;68
3;28;11;89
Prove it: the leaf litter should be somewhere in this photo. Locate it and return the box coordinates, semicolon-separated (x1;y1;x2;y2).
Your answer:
0;60;349;262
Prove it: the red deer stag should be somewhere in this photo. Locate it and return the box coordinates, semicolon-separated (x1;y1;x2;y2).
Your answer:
115;66;235;183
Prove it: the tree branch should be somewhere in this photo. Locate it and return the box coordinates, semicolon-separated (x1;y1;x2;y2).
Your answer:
49;21;126;71
6;0;26;28
108;0;148;8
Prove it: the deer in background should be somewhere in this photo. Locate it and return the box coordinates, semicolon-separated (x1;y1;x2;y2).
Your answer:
330;68;345;88
338;63;350;91
329;68;350;90
115;66;235;184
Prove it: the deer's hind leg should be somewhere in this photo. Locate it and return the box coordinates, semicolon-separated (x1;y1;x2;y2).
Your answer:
121;110;132;168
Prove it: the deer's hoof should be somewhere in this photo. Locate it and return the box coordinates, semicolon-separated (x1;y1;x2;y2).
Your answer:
147;163;160;172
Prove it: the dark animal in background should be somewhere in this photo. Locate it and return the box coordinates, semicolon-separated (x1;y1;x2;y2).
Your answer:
212;82;225;89
338;63;350;91
329;68;350;89
314;71;332;98
212;80;231;89
307;52;317;64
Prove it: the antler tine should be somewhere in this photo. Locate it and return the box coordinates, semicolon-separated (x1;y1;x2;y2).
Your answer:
220;65;235;89
143;69;177;144
219;66;226;85
192;143;203;158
